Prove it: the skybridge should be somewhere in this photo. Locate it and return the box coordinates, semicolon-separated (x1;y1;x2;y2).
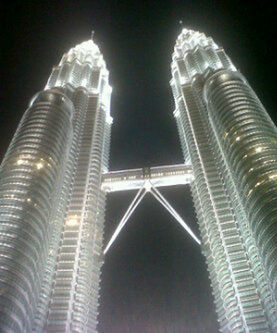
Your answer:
101;163;194;192
101;163;200;254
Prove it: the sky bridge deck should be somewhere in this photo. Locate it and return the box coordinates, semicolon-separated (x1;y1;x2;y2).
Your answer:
101;163;194;192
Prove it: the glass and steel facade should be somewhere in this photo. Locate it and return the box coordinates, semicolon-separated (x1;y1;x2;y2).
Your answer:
1;29;276;333
0;39;112;332
171;29;277;332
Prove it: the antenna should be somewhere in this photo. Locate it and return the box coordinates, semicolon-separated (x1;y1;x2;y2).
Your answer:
91;30;95;40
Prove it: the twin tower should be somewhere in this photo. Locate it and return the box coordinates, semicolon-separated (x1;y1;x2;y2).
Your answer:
0;29;276;332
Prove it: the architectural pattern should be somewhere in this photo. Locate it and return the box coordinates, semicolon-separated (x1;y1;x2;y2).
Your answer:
0;39;112;332
0;29;276;332
171;29;277;332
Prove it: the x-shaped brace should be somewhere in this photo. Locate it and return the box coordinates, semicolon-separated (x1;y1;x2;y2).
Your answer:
104;181;200;255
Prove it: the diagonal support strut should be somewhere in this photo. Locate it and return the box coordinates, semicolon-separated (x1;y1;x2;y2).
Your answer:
104;181;201;255
104;185;147;254
150;185;201;245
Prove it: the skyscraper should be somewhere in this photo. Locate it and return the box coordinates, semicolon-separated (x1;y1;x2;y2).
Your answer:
0;39;112;332
171;29;277;332
0;28;276;333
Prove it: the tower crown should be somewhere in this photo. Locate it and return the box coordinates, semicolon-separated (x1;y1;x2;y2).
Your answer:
46;37;111;98
174;28;219;56
59;38;105;68
171;28;236;86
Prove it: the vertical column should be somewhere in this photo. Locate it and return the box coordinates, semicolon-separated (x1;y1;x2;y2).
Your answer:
204;70;277;300
0;89;73;332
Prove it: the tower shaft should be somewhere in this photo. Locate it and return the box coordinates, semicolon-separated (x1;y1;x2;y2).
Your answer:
171;29;277;332
0;39;112;332
0;90;73;331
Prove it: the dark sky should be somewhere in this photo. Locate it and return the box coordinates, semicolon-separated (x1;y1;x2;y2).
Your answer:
2;1;276;332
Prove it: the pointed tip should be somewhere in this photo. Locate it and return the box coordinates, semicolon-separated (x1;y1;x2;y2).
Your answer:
91;30;95;40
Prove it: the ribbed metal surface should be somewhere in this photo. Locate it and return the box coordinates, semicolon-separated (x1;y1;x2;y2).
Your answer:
33;88;90;331
45;95;96;331
180;84;271;332
37;39;111;332
193;77;277;331
0;89;73;332
171;28;277;332
46;40;106;94
204;70;277;303
0;37;112;332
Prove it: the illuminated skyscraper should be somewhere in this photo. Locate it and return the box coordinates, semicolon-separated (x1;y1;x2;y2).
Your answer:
0;38;112;332
171;29;277;332
1;29;277;333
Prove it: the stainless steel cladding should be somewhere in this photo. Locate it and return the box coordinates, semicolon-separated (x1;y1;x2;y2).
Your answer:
204;69;277;303
0;89;73;332
171;29;277;332
1;29;276;333
0;38;112;332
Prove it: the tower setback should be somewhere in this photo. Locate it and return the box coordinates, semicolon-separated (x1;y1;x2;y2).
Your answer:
171;28;277;332
0;29;277;333
0;39;112;332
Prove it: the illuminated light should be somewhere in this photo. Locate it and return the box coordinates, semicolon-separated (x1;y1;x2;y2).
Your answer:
144;180;152;192
235;136;240;142
180;76;188;85
255;147;262;153
36;162;44;170
255;180;264;188
82;78;88;86
269;174;277;180
174;109;180;118
249;167;254;172
66;217;78;227
106;115;113;125
27;198;31;203
17;159;24;165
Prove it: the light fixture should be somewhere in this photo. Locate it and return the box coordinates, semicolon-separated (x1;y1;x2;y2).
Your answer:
36;162;44;169
66;217;78;227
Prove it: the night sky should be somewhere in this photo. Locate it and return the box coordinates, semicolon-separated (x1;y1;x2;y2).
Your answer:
2;1;276;332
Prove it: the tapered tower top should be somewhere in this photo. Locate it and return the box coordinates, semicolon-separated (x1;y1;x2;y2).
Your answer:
45;35;111;99
59;38;105;68
174;28;219;56
171;28;236;85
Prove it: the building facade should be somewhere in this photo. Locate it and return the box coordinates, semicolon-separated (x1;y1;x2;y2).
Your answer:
0;39;112;332
0;29;276;332
171;29;277;332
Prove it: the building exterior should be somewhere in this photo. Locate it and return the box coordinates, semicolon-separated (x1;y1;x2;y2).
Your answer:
171;29;277;332
0;29;276;333
0;39;112;332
